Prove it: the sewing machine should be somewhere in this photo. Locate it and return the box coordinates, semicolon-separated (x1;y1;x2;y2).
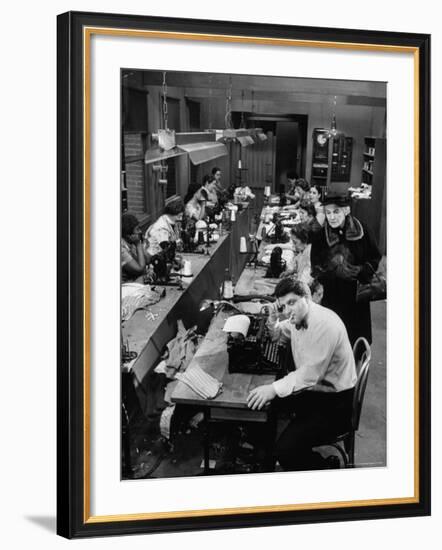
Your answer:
180;218;206;254
226;314;286;375
262;214;290;245
265;246;287;278
181;216;220;254
150;241;184;287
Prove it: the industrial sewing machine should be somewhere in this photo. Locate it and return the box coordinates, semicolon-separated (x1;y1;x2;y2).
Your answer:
265;246;287;278
270;214;290;244
180;217;219;253
149;241;184;287
226;314;287;375
180;218;205;253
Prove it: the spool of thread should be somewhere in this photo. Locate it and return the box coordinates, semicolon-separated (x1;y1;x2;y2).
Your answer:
182;260;192;277
240;236;247;253
231;209;236;222
264;186;271;197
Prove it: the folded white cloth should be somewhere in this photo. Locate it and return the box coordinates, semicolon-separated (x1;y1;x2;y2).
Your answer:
176;366;222;399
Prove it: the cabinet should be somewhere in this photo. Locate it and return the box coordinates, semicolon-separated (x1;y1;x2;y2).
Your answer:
311;128;353;190
353;137;386;253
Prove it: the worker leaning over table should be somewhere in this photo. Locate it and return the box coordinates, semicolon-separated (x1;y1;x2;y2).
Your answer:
247;278;357;471
144;196;184;256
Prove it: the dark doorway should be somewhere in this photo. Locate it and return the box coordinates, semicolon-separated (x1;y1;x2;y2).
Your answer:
248;114;308;191
275;121;300;189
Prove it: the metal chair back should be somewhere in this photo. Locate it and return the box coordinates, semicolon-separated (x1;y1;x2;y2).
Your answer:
351;337;372;432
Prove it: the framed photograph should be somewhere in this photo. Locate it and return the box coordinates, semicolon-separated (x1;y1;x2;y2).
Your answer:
57;11;431;538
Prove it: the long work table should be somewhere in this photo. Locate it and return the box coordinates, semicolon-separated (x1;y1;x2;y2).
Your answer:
122;206;252;414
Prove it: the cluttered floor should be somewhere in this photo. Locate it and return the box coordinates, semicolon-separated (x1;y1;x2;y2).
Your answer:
123;300;386;479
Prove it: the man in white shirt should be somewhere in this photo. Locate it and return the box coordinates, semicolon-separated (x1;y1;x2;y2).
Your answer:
247;278;357;471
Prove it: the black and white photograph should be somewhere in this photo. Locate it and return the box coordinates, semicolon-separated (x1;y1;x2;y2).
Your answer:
120;69;387;480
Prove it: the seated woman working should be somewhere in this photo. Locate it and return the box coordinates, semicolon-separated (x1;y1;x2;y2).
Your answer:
211;166;230;205
286;177;310;205
121;213;151;283
145;196;184;256
298;200;323;235
309;184;325;226
282;224;312;285
199;175;219;216
184;182;206;221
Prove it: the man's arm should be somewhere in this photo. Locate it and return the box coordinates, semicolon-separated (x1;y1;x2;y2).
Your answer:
272;323;336;398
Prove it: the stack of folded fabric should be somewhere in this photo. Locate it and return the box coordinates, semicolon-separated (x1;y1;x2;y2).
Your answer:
175;366;223;399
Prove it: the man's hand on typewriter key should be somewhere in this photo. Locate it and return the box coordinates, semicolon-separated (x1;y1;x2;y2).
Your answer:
247;384;277;410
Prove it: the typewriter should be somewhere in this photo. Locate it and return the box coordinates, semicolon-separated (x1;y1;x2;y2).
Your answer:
226;314;287;376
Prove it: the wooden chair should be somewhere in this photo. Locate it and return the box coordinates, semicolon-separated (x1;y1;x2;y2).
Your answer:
322;337;372;468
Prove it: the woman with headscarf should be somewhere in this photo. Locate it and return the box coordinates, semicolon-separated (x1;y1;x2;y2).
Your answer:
145;196;185;256
184;182;206;221
310;194;381;344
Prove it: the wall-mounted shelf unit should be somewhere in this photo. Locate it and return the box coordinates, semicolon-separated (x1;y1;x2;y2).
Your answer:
353;136;387;253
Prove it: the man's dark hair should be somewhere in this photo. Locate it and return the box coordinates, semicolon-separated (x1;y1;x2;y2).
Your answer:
290;223;310;244
122;213;139;239
309;278;323;296
211;166;221;175
286;170;298;180
164;196;184;216
274;278;309;299
299;200;317;219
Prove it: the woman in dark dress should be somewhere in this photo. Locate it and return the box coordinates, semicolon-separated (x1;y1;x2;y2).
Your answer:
310;194;381;345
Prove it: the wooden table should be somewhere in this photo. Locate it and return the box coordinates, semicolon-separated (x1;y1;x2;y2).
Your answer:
171;307;276;474
122;207;252;415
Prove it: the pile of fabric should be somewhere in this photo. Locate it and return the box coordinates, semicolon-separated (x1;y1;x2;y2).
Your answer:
155;321;222;439
121;283;164;321
155;320;202;379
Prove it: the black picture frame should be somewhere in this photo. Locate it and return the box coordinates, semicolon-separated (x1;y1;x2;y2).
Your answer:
57;10;431;539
